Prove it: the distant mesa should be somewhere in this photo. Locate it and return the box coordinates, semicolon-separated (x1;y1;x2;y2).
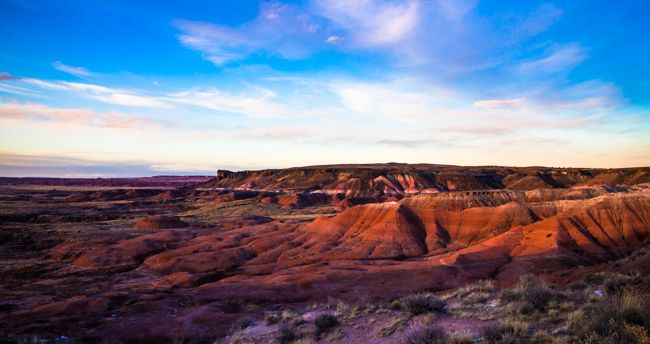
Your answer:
133;215;188;230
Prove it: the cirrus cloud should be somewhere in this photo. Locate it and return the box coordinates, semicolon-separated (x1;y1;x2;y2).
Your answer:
52;61;94;77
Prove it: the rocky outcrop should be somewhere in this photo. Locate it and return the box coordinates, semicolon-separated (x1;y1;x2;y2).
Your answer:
199;164;650;196
50;188;650;297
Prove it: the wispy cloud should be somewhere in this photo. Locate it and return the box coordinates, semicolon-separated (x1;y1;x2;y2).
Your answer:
165;87;297;118
176;2;326;65
515;43;588;75
0;72;20;80
329;79;460;121
313;0;419;46
22;79;170;108
473;98;525;108
0;153;216;177
52;61;94;77
0;101;162;130
173;0;572;82
512;3;563;37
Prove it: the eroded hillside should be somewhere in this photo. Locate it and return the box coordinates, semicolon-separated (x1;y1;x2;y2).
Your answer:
0;167;649;343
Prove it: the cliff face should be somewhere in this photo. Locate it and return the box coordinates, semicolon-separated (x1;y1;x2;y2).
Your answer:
201;164;650;195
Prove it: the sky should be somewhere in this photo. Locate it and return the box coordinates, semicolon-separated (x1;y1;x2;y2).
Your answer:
1;0;649;177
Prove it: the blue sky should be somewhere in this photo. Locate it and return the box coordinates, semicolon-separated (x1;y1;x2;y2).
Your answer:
1;0;649;177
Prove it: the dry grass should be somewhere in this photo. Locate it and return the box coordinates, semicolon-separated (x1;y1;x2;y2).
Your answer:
183;198;337;222
577;289;650;343
499;274;567;315
404;324;473;344
377;316;410;338
276;325;304;344
482;318;530;343
390;293;447;315
452;280;495;299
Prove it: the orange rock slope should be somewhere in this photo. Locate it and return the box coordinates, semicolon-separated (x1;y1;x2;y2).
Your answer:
3;171;650;342
54;185;650;304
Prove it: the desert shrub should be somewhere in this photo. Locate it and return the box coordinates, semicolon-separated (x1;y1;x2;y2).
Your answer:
453;280;495;299
603;273;638;293
518;274;539;289
581;322;650;344
461;292;490;305
229;332;254;344
404;325;472;344
483;318;530;344
569;280;587;291
523;285;557;310
557;301;576;312
567;309;586;333
326;297;345;311
582;271;639;290
500;289;523;303
446;334;474;344
546;309;564;324
281;309;304;325
579;289;650;343
404;325;447;344
265;312;281;325
229;317;254;334
391;293;447;315
286;339;314;344
276;325;302;344
531;331;554;344
314;314;337;337
510;274;566;313
516;301;536;315
421;314;436;325
583;272;608;286
376;316;409;338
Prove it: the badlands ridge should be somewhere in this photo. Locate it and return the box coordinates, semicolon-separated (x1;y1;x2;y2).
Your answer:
0;164;649;342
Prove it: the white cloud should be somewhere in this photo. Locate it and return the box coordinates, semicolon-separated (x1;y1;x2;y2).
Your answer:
0;101;161;129
329;79;461;122
314;0;419;46
52;61;94;77
175;2;326;65
166;87;296;119
22;79;170;108
515;43;588;74
473;98;525;108
177;21;249;65
326;35;340;43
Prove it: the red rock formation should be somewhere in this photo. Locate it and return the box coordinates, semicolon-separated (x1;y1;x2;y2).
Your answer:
199;164;650;196
9;175;650;343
